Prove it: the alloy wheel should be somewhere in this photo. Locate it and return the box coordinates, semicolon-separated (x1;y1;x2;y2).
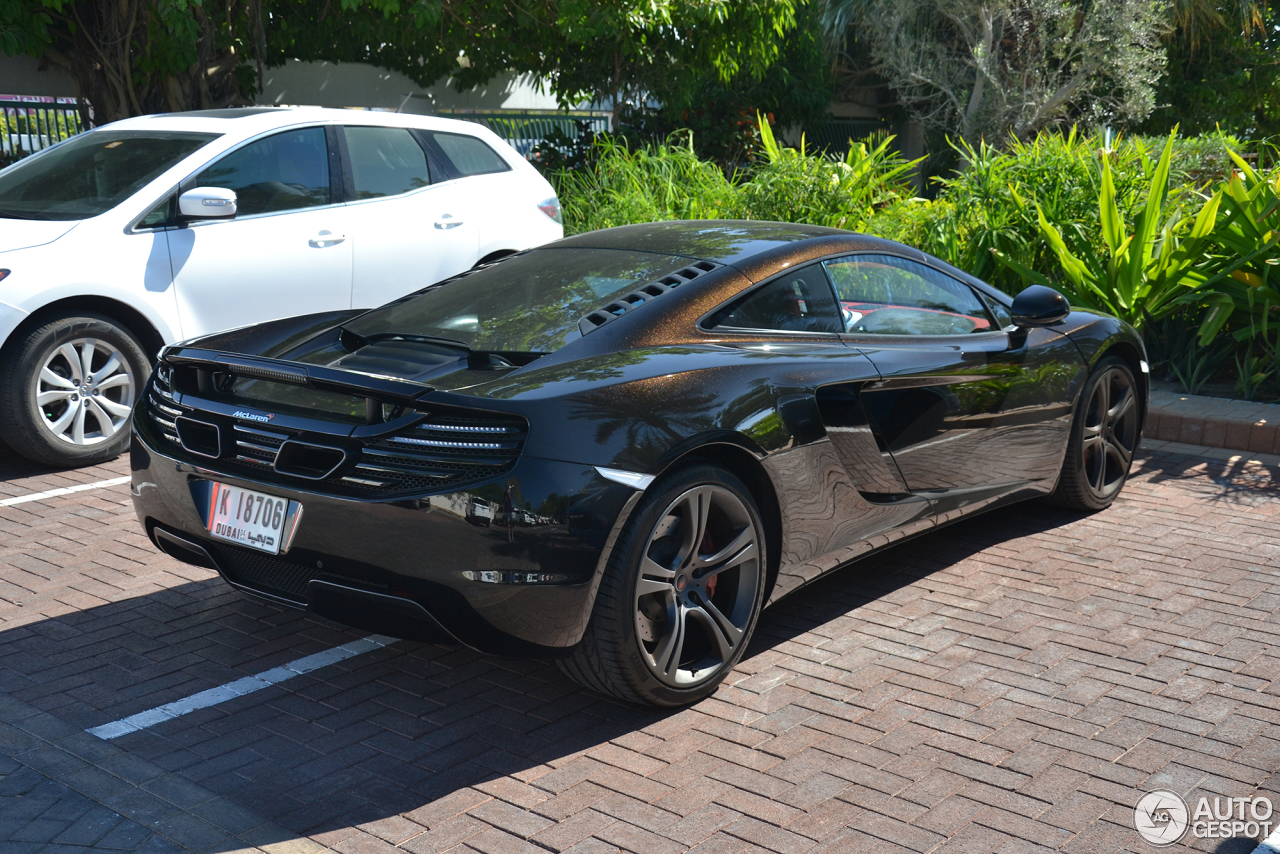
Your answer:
634;484;761;688
1081;366;1138;501
36;337;136;446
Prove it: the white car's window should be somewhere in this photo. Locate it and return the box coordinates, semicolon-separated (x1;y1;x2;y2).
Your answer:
0;130;218;221
194;127;330;216
343;126;431;199
427;132;511;176
823;254;994;335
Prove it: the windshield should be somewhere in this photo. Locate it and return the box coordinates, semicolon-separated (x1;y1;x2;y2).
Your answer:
0;130;219;220
346;248;697;353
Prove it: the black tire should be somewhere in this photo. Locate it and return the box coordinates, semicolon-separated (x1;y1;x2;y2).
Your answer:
1050;356;1141;511
0;313;150;468
560;465;767;706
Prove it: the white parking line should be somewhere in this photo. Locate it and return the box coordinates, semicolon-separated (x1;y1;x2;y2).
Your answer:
0;475;131;507
87;634;397;740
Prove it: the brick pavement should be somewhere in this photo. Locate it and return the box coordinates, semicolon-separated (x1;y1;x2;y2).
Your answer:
0;443;1278;853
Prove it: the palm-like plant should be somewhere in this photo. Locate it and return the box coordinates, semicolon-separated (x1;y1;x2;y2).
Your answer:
994;131;1222;329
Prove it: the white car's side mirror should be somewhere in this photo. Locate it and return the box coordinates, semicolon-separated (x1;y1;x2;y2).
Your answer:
178;187;237;222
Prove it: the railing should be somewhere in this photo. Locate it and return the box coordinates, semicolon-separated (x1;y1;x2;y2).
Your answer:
805;119;896;155
439;111;611;157
0;96;86;165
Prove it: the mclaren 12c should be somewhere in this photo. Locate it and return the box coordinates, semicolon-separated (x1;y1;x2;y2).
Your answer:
130;221;1147;706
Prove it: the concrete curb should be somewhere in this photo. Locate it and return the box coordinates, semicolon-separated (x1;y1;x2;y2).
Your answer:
1147;388;1280;455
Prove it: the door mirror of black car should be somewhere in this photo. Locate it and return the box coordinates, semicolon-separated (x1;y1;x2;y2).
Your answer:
1010;285;1070;328
178;187;237;222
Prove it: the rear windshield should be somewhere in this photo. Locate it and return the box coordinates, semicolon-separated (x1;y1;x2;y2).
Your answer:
345;247;694;353
0;130;219;221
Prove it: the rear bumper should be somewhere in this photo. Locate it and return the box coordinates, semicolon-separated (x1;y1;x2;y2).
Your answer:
130;419;641;655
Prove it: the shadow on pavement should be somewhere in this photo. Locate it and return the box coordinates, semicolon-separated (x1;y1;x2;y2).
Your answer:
0;496;1083;850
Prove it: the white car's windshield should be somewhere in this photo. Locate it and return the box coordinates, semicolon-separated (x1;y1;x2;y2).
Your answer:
0;129;219;221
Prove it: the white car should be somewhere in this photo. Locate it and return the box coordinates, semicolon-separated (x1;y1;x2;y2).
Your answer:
0;107;563;466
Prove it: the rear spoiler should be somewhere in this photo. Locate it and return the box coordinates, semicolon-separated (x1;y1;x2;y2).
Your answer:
162;347;433;427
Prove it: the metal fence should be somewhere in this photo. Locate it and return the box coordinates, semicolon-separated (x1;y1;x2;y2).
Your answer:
440;111;611;157
0;96;85;163
805;119;896;155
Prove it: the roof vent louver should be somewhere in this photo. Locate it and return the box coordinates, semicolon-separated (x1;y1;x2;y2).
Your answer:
577;262;722;336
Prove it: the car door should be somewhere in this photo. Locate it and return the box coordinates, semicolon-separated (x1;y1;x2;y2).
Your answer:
168;125;353;339
825;253;1082;507
341;125;478;309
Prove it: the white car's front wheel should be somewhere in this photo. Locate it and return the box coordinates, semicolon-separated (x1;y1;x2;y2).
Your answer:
0;313;149;467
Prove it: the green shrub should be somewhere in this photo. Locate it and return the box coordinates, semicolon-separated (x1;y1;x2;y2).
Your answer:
551;133;739;234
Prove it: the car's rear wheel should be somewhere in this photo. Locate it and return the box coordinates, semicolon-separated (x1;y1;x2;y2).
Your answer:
1050;356;1141;511
0;314;150;467
560;465;765;706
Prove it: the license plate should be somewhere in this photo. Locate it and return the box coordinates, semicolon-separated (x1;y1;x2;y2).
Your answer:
207;482;293;554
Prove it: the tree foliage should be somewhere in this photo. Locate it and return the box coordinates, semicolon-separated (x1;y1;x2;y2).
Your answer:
2;0;803;126
1142;0;1280;138
822;0;1168;142
0;0;263;124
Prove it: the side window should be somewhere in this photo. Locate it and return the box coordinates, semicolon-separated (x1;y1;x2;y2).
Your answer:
343;126;431;199
707;265;843;334
823;254;994;335
427;132;511;176
194;127;329;217
136;195;172;229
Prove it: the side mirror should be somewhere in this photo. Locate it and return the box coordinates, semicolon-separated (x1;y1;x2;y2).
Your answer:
1011;285;1070;327
178;187;237;222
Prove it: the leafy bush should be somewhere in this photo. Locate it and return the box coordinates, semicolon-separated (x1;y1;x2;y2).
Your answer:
549;117;1280;399
550;121;919;235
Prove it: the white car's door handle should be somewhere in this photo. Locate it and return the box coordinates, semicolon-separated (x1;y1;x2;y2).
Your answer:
434;214;464;230
309;231;346;248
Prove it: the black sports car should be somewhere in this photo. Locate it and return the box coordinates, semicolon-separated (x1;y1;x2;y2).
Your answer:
130;221;1147;706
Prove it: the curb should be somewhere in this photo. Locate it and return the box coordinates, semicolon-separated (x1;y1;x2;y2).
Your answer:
1147;388;1280;455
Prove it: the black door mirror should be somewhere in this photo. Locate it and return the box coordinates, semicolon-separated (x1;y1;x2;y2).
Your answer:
1010;285;1070;327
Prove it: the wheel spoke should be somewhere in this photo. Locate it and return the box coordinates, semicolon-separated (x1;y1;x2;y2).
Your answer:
699;537;757;581
87;399;116;438
78;341;96;383
676;487;713;569
653;604;687;676
39;368;75;390
690;597;743;661
92;396;132;418
45;403;76;437
94;353;122;381
95;373;131;391
71;403;87;444
636;576;672;598
1108;387;1134;424
36;389;74;406
1107;438;1132;467
56;344;83;383
1091;449;1107;491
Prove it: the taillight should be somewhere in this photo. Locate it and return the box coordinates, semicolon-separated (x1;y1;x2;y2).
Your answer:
0;270;9;282
537;197;562;224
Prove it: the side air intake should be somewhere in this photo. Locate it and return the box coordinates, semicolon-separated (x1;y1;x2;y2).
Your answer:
578;261;720;336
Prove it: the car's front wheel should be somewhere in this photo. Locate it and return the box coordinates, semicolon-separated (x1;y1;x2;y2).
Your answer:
560;465;766;706
1050;355;1141;511
0;313;150;467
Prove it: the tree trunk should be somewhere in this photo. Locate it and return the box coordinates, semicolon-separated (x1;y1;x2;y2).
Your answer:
44;0;261;126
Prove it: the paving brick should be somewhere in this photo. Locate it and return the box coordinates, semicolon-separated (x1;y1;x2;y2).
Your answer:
0;445;1278;854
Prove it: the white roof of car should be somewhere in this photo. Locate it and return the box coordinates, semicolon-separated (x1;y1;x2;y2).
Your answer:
107;106;491;137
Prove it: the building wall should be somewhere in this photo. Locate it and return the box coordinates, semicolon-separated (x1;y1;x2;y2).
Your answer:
256;60;571;113
0;55;78;98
